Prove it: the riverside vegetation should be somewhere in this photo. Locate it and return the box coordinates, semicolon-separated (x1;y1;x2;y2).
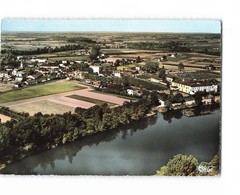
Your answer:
156;152;220;176
0;92;159;168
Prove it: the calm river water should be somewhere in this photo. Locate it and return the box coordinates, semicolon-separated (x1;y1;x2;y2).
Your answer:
2;107;221;175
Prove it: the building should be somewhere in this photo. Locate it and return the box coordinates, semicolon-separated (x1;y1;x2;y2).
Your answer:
113;71;122;78
202;94;214;105
166;74;174;82
17;56;23;60
0;71;9;79
31;59;47;63
184;96;196;106
171;80;218;95
90;65;100;74
126;87;142;97
158;99;165;107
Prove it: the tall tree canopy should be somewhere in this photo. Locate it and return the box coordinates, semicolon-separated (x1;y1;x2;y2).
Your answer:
89;45;100;61
142;61;159;73
156;154;199;176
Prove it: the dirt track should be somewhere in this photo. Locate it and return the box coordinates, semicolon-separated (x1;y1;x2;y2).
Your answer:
0;114;11;123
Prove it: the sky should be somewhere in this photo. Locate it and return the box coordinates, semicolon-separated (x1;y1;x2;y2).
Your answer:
1;19;221;33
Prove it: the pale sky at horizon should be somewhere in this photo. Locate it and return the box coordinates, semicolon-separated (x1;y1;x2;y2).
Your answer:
1;19;221;33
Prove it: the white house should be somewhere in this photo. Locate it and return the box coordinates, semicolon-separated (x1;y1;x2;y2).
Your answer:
158;99;165;107
0;71;9;78
17;56;23;60
113;72;122;78
149;78;160;83
127;89;134;96
135;66;140;71
31;59;47;63
15;76;23;82
126;88;142;96
89;65;100;74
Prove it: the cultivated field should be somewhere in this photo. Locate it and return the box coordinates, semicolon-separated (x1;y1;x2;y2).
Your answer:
67;95;116;107
10;100;75;116
0;84;130;116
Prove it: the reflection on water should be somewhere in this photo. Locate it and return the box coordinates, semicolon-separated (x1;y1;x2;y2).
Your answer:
1;106;221;175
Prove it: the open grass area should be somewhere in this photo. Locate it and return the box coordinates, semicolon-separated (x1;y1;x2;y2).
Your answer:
67;94;117;107
0;81;85;103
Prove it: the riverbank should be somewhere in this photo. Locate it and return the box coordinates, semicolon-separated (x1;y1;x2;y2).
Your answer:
0;94;160;172
158;102;220;115
0;104;219;173
1;106;220;175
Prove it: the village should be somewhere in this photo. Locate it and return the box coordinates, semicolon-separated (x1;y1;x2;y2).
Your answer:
0;15;224;178
0;37;221;123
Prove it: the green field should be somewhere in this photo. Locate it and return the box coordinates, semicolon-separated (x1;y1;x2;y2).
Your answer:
0;81;85;103
67;94;116;107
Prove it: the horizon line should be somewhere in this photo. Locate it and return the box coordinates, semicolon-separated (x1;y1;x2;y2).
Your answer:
1;30;221;34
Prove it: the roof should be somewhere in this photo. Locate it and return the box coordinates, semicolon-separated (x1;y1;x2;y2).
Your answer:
173;79;219;87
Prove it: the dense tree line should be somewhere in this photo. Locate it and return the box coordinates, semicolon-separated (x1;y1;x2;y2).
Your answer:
127;41;191;52
1;44;86;56
0;94;159;165
67;37;96;44
83;72;166;91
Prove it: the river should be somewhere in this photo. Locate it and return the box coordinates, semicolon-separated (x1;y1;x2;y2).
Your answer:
1;107;221;175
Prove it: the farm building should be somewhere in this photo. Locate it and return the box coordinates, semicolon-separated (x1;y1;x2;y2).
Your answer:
171;80;218;95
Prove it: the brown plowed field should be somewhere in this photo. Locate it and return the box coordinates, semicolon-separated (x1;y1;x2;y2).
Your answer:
0;87;129;116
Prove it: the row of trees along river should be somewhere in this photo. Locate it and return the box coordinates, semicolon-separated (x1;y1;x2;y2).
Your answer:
0;92;159;168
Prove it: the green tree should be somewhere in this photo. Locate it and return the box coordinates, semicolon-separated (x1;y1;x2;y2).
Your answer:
178;63;184;71
156;154;199;176
173;93;184;103
114;59;120;66
142;61;159;73
136;56;141;63
194;92;203;106
158;68;166;80
89;45;100;61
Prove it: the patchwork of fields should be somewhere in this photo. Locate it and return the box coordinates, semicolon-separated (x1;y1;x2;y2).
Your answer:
0;81;130;117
